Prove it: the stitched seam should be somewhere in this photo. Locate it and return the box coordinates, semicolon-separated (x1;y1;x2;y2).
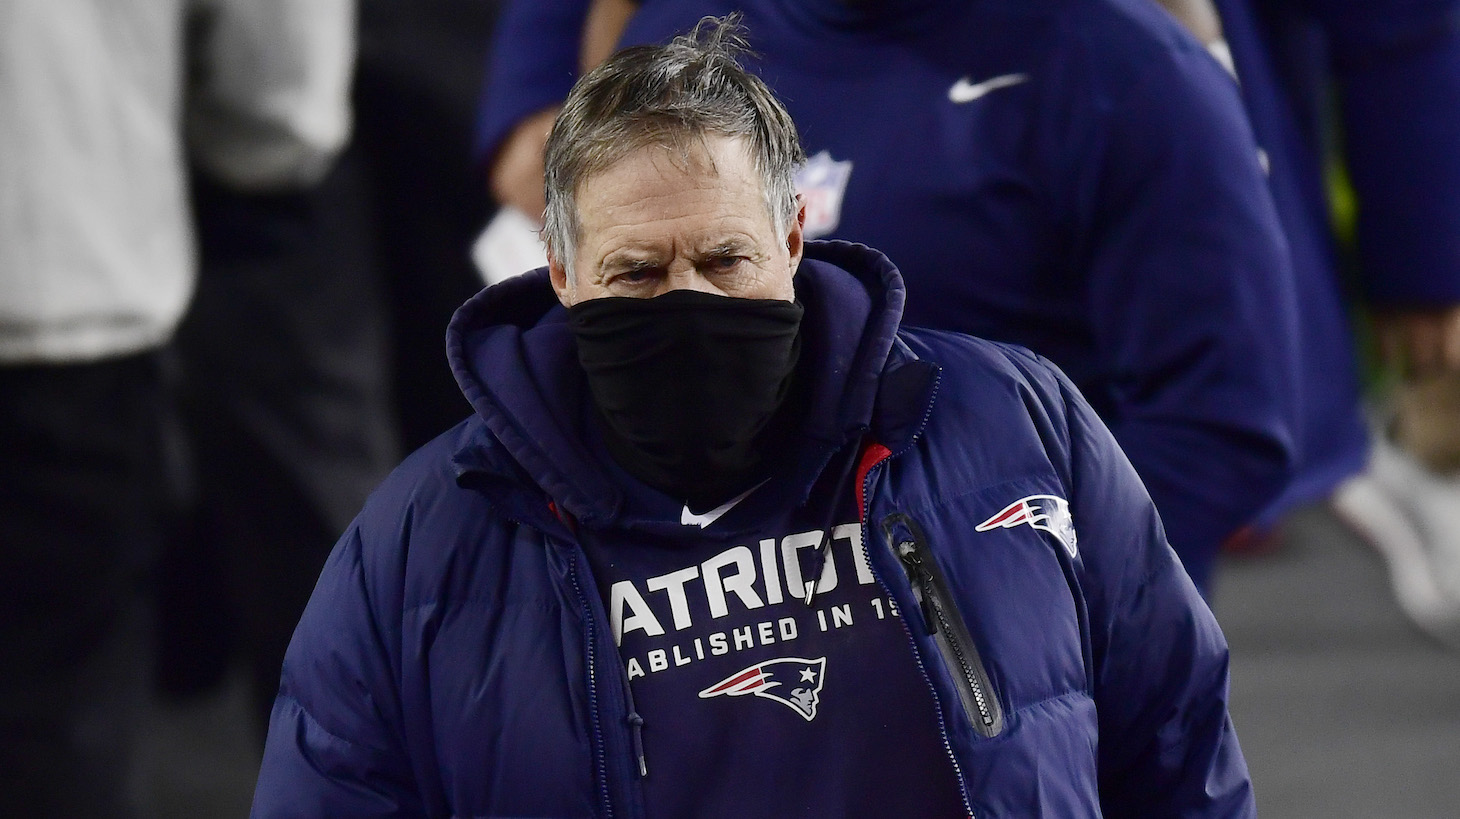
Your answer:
276;691;369;750
1009;689;1093;719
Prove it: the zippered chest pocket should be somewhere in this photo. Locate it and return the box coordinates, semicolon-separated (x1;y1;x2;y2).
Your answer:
880;512;1004;738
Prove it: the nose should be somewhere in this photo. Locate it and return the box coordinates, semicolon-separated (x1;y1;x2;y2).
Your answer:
660;263;723;297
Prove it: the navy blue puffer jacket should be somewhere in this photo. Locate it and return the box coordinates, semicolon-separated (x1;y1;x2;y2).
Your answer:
251;241;1253;817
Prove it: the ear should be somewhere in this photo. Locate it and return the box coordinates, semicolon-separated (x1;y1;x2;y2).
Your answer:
548;250;575;307
786;197;806;274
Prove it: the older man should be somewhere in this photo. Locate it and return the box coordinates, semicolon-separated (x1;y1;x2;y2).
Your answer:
252;19;1253;818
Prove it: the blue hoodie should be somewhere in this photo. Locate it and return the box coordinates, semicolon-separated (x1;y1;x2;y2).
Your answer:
251;241;1253;817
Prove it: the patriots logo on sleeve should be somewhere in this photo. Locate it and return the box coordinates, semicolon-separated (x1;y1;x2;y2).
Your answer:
698;657;827;721
975;494;1078;558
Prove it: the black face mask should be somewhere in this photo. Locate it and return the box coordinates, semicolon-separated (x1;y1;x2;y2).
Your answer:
569;289;803;508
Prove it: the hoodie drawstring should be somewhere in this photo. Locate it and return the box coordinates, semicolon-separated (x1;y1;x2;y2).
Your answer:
804;431;868;607
627;710;647;777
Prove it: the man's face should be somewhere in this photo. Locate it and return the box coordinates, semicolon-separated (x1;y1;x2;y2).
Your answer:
550;135;804;306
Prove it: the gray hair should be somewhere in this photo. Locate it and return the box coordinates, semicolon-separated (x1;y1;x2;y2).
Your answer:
542;15;805;273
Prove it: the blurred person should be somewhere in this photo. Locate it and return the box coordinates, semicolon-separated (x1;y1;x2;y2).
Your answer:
156;158;399;727
1137;0;1460;647
0;0;353;815
473;0;1304;595
251;25;1256;816
1118;0;1379;550
156;0;505;731
355;0;507;451
1216;0;1460;646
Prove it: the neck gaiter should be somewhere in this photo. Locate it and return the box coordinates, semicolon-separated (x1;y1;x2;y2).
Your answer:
569;289;803;507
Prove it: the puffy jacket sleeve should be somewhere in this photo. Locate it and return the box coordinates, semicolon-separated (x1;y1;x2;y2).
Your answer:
1075;40;1298;591
251;524;425;818
1050;365;1255;817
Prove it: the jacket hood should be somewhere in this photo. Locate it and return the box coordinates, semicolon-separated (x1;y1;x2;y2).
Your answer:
445;240;918;535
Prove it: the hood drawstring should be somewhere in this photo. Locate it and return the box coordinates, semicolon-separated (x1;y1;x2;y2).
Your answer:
627;710;647;778
804;431;868;607
562;505;644;778
620;629;647;777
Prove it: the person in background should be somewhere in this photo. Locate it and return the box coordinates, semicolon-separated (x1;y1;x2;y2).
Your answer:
474;0;1303;594
356;0;507;451
0;1;353;814
155;154;400;727
155;0;506;732
251;22;1254;816
1149;0;1460;646
1220;0;1460;647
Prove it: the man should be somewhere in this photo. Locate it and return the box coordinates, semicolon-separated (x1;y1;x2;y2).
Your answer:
475;0;1301;593
252;20;1254;817
0;1;353;814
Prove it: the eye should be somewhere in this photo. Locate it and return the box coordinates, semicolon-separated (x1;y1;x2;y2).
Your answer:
704;255;744;272
608;263;664;291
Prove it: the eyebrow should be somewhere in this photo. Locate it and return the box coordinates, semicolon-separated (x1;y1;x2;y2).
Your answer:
699;239;753;258
598;237;755;272
599;250;661;273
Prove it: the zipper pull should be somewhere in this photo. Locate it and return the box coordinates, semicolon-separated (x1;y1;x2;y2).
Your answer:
896;540;941;634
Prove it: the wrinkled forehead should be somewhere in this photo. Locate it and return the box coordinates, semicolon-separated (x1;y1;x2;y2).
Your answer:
587;135;763;206
577;140;772;234
575;131;753;201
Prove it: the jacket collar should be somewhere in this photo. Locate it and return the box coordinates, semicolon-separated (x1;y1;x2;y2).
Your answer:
445;240;938;535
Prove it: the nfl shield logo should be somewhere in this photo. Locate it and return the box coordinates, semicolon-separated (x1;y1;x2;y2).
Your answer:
795;151;853;239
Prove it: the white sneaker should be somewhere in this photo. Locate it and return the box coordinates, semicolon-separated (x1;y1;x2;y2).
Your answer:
1330;436;1460;649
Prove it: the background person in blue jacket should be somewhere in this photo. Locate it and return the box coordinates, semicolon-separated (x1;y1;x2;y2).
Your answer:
1225;0;1460;648
475;0;1302;595
253;20;1254;817
1138;0;1460;645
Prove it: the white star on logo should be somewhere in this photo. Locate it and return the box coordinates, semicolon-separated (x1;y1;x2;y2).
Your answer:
800;667;817;683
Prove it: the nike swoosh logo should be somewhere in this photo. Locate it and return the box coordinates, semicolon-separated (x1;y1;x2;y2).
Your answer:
948;73;1030;104
680;480;767;528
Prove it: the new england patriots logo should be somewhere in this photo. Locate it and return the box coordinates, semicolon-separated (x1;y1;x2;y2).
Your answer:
795;151;852;239
975;494;1078;558
698;657;827;721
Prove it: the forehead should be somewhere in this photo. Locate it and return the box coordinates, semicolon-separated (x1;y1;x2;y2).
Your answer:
574;136;772;247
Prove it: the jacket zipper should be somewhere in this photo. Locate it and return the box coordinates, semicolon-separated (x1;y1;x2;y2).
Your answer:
565;559;616;819
879;512;1004;739
858;460;977;819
